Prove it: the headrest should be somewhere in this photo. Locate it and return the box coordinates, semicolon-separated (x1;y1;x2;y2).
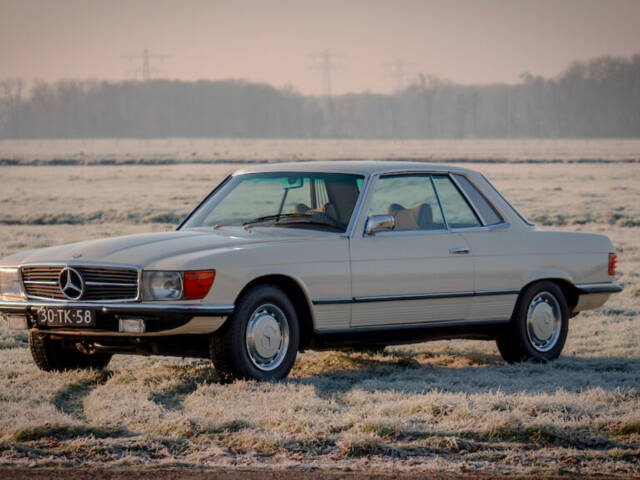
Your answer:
389;203;433;230
412;203;433;229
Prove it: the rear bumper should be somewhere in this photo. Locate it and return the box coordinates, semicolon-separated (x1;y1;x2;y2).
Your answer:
0;300;234;336
572;282;622;314
575;282;623;294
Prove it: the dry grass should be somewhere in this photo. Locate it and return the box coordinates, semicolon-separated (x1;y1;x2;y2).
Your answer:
0;156;638;474
1;138;640;165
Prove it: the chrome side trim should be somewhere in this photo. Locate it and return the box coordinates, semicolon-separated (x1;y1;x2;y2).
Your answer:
355;291;474;303
0;300;234;316
316;317;511;334
313;298;353;305
575;282;623;294
312;288;519;305
475;289;520;296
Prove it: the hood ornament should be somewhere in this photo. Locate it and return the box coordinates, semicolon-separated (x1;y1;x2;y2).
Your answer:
72;253;83;259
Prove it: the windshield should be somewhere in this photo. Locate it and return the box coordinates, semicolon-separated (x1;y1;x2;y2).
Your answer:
181;172;365;233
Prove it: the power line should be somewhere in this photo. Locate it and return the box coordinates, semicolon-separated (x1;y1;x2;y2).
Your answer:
383;59;416;91
308;50;345;97
122;48;170;81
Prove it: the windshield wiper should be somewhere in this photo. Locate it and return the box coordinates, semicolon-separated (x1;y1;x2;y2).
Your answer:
276;218;344;232
243;213;343;231
242;213;305;226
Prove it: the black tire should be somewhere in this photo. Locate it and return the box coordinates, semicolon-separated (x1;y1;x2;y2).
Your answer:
210;285;300;382
29;332;112;372
496;281;569;363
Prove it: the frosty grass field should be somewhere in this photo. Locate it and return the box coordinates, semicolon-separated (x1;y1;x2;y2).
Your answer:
0;139;638;475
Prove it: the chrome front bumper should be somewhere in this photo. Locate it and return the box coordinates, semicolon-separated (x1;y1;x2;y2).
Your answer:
0;300;234;316
0;300;234;336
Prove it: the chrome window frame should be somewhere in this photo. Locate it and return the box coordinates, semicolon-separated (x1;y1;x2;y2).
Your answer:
178;175;232;230
19;261;143;303
357;170;511;237
450;173;506;227
180;170;371;237
449;174;487;225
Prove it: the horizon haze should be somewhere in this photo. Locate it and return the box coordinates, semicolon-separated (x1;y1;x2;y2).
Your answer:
2;0;640;94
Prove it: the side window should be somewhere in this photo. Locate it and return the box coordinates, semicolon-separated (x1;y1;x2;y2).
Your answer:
452;174;503;225
368;175;446;231
432;176;481;229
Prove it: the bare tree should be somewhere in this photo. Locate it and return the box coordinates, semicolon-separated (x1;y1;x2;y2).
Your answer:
0;77;24;138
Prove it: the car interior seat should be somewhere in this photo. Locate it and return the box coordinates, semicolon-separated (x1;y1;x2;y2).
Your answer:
388;203;433;230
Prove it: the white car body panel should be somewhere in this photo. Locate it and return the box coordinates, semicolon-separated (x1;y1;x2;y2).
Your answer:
0;161;620;341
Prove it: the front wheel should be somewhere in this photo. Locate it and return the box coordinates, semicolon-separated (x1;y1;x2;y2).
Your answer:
29;332;112;372
496;281;568;363
210;285;299;382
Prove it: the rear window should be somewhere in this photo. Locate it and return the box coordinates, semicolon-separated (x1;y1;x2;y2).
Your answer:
452;174;503;225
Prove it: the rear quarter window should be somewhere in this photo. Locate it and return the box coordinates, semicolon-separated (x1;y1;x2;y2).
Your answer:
452;174;503;225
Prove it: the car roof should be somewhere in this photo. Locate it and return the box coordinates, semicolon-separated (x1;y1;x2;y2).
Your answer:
234;161;476;176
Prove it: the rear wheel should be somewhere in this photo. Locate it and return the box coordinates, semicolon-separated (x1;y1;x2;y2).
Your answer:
210;285;299;382
496;281;568;363
29;332;112;371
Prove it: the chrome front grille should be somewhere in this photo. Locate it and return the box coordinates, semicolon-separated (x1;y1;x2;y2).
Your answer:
21;264;139;301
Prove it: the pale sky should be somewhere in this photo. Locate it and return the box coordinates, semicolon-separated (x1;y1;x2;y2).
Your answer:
1;0;639;94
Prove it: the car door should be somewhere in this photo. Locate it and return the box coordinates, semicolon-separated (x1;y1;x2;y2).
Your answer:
445;173;521;322
349;173;475;328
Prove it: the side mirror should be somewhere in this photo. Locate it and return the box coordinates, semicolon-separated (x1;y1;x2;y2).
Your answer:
365;215;395;235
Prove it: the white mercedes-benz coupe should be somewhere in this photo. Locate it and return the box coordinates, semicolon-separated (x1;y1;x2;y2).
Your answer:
0;162;622;381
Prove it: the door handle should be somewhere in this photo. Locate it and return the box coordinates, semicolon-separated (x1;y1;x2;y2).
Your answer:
449;247;471;255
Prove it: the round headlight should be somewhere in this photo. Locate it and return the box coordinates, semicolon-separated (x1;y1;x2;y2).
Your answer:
143;271;183;300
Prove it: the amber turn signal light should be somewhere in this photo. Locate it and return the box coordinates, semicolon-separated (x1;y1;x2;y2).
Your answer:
184;270;216;300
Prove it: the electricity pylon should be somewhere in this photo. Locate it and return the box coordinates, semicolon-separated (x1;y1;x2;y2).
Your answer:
383;58;416;91
122;48;170;81
308;50;345;97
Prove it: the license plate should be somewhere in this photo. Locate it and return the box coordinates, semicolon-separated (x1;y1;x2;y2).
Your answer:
36;307;96;327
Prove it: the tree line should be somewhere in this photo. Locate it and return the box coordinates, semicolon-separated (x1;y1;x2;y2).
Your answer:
1;53;639;139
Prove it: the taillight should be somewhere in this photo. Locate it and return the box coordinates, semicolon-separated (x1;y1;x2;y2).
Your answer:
184;270;216;300
608;253;617;276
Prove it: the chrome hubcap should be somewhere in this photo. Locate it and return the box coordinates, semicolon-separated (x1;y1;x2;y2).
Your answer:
245;303;289;371
526;291;561;352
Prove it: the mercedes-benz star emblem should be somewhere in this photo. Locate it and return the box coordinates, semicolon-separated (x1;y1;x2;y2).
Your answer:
59;267;85;300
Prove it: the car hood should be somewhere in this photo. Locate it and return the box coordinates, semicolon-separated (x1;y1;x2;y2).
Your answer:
0;227;329;268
